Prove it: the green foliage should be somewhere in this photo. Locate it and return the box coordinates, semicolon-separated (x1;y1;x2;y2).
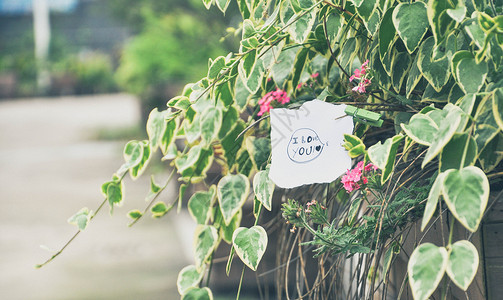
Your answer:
43;0;503;298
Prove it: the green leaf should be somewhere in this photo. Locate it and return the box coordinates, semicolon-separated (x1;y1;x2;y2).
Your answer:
474;94;500;152
446;240;479;291
127;210;142;220
177;265;205;296
201;0;213;10
379;8;397;59
421;172;445;231
182;287;213;300
427;0;455;45
193;225;219;270
104;179;124;214
178;184;187;213
232;226;268;271
160;119;178;155
68;207;92;231
253;169;275;211
492;88;503;131
418;37;450;92
287;9;315;44
343;134;366;158
339;37;357;71
451;51;473;82
446;1;466;23
129;141;151;179
271;47;297;86
215;0;231;13
439;133;477;172
146;108;166;151
401;114;438;146
220;209;242;244
368;135;404;184
246;137;271;170
200;107;223;146
325;12;344;47
408;243;448;300
456;56;488;94
208;56;226;80
123;140;143;170
392;2;429;54
244;57;265;94
151;201;171;218
422;104;463;168
239;49;256;80
406;53;422;98
217;174;250;225
234;76;251;111
391;52;412;93
188;186;217;225
442;166;489;232
478;132;503;172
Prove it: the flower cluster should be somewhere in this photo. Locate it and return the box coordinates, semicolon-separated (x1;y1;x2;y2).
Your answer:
257;88;290;116
297;72;320;89
350;60;371;94
341;161;378;193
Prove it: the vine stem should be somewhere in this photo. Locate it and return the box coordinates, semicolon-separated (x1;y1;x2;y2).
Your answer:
36;172;127;268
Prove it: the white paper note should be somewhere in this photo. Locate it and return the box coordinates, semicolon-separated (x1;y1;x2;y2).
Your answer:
269;100;353;188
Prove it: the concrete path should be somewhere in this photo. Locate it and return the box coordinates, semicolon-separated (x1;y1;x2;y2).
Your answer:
0;94;193;299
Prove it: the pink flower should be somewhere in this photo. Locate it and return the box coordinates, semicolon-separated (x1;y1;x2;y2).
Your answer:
257;88;290;116
297;83;304;89
310;72;319;78
341;161;378;193
349;60;371;93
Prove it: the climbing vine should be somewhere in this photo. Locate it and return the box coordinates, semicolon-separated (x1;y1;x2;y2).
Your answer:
40;0;503;299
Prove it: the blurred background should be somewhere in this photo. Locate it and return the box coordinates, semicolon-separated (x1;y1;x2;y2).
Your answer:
0;0;241;298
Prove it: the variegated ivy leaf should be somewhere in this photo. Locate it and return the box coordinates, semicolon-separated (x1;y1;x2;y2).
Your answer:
422;104;463;168
446;240;479;291
368;134;404;184
246;137;271;171
439;133;477;172
188;186;217;225
401;113;438;146
325;12;344;48
271;46;297;87
215;0;231;14
456;56;488;94
408;243;448;300
217;174;250;225
421;172;445;231
207;56;226;80
478;132;503;172
123;140;144;170
101;176;124;214
243;57;265;94
182;287;213;300
493;88;503;131
287;9;316;44
67;207;92;231
391;52;412;93
417;37;450;92
177;265;205;295
342;134;366;158
200;106;223;146
193;225;219;270
442;166;489;232
451;51;473;82
129;141;151;179
379;8;397;60
392;2;429;54
232;225;268;271
427;0;456;45
446;1;466;23
146;108;166;151
253;169;275;211
220;209;242;244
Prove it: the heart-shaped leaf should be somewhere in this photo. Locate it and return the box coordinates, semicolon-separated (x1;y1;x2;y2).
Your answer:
146;108;166;151
287;9;315;44
392;2;429;54
232;226;268;271
188;186;217;225
408;243;448;300
447;2;466;23
182;287;213;300
401;113;438;146
418;37;450;92
456;56;488;94
67;207;92;231
217;174;250;225
439;133;477;172
492;87;503;131
193;225;219;270
219;209;242;244
253;169;275;211
379;8;397;59
177;265;205;295
442;166;489;232
446;240;479;291
422;104;463;168
368;135;404;184
421;172;445;231
200;106;223;146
